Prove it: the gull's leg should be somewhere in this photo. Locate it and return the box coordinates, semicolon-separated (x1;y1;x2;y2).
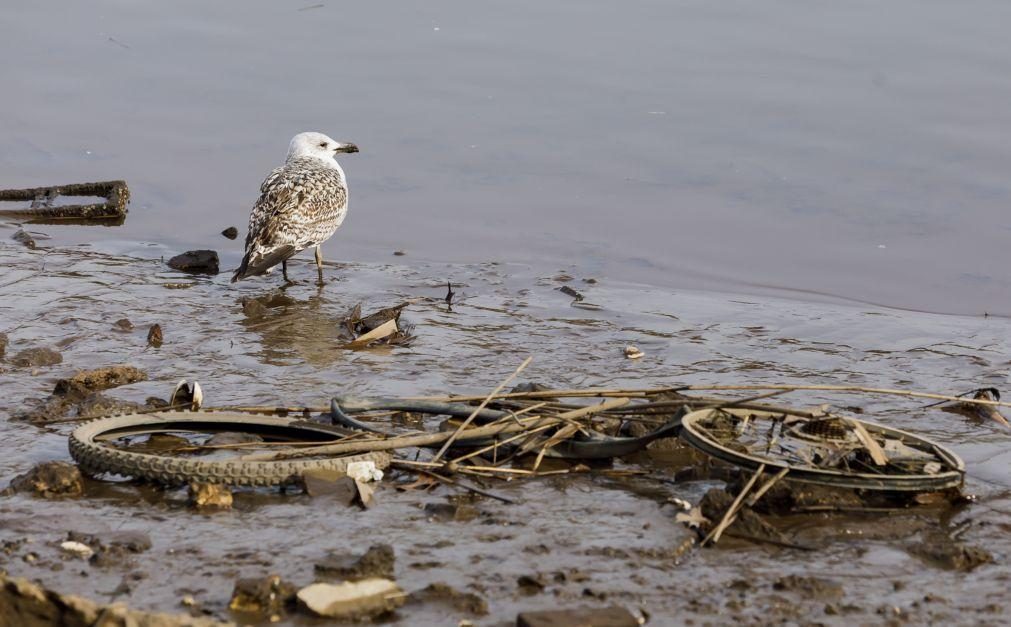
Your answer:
315;245;325;286
281;260;290;283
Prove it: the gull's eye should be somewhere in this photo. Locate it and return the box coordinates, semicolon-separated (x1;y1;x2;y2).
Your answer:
319;142;328;148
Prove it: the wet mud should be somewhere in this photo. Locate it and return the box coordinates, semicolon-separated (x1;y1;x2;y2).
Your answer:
1;241;1009;625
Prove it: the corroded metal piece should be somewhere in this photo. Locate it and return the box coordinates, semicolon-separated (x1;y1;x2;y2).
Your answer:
0;180;129;223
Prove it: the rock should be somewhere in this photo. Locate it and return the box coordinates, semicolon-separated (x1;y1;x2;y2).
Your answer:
699;487;791;545
221;226;238;240
188;483;232;509
229;575;296;615
301;470;357;504
0;573;224;627
517;574;547;595
112;318;134;331
406;582;487;616
6;461;83;498
59;541;94;560
53;365;147;396
297;579;404;620
909;532;993;571
10;347;62;368
12;229;36;249
65;530;152;568
516;606;640;627
315;544;395;581
0;332;7;359
744;479;863;514
167;250;219;275
147;324;163;347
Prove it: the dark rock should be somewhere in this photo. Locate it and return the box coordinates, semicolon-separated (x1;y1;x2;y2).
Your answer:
229;575;296;615
315;544;395;581
221;226;239;240
406;582;487;616
0;332;7;359
5;461;83;498
167;250;219;275
517;606;639;627
699;487;791;544
13;391;145;424
147;324;163;347
743;479;863;514
301;470;357;504
10;347;62;368
53;365;147;396
517;574;547;595
67;530;152;554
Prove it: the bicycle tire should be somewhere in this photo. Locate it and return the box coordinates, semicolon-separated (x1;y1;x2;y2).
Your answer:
680;407;965;492
69;410;391;487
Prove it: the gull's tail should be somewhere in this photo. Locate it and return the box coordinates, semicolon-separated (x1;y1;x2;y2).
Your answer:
231;244;297;283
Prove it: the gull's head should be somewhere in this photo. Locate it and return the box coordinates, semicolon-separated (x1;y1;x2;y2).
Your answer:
286;131;358;164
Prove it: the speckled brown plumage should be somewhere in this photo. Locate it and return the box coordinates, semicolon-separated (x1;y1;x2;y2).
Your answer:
232;132;355;284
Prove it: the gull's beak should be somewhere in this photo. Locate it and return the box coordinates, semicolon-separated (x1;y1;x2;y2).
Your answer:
335;142;359;154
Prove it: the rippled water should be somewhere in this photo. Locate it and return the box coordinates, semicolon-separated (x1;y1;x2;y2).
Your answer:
1;242;1009;623
2;0;1011;314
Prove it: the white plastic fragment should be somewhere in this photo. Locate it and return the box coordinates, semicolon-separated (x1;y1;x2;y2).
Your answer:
346;461;384;482
59;541;93;559
624;345;644;359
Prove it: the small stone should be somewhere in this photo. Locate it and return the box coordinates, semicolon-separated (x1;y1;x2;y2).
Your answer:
167;250;219;274
188;483;232;509
315;544;395;581
624;345;644;360
221;226;239;240
10;347;62;368
229;575;296;614
393;250;406;256
297;579;404;619
112;318;134;332
0;332;8;359
60;541;94;559
301;470;357;504
12;229;36;249
6;461;83;498
405;582;487;616
147;324;163;348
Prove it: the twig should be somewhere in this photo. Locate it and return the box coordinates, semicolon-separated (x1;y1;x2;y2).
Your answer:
431;356;533;462
702;464;766;546
680;384;1011;409
390;461;516;504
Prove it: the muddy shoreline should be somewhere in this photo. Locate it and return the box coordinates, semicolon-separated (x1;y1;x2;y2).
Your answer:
1;241;1009;625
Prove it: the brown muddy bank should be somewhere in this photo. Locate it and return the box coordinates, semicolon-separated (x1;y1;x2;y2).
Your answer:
1;240;1009;625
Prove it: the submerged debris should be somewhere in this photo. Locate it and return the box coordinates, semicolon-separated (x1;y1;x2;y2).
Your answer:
167;249;220;275
11;229;36;249
942;387;1009;428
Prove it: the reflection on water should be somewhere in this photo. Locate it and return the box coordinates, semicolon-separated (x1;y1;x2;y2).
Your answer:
2;1;1010;314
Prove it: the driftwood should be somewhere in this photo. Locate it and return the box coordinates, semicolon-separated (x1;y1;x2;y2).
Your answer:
0;180;129;223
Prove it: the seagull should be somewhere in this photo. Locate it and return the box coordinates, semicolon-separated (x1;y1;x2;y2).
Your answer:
232;131;358;286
